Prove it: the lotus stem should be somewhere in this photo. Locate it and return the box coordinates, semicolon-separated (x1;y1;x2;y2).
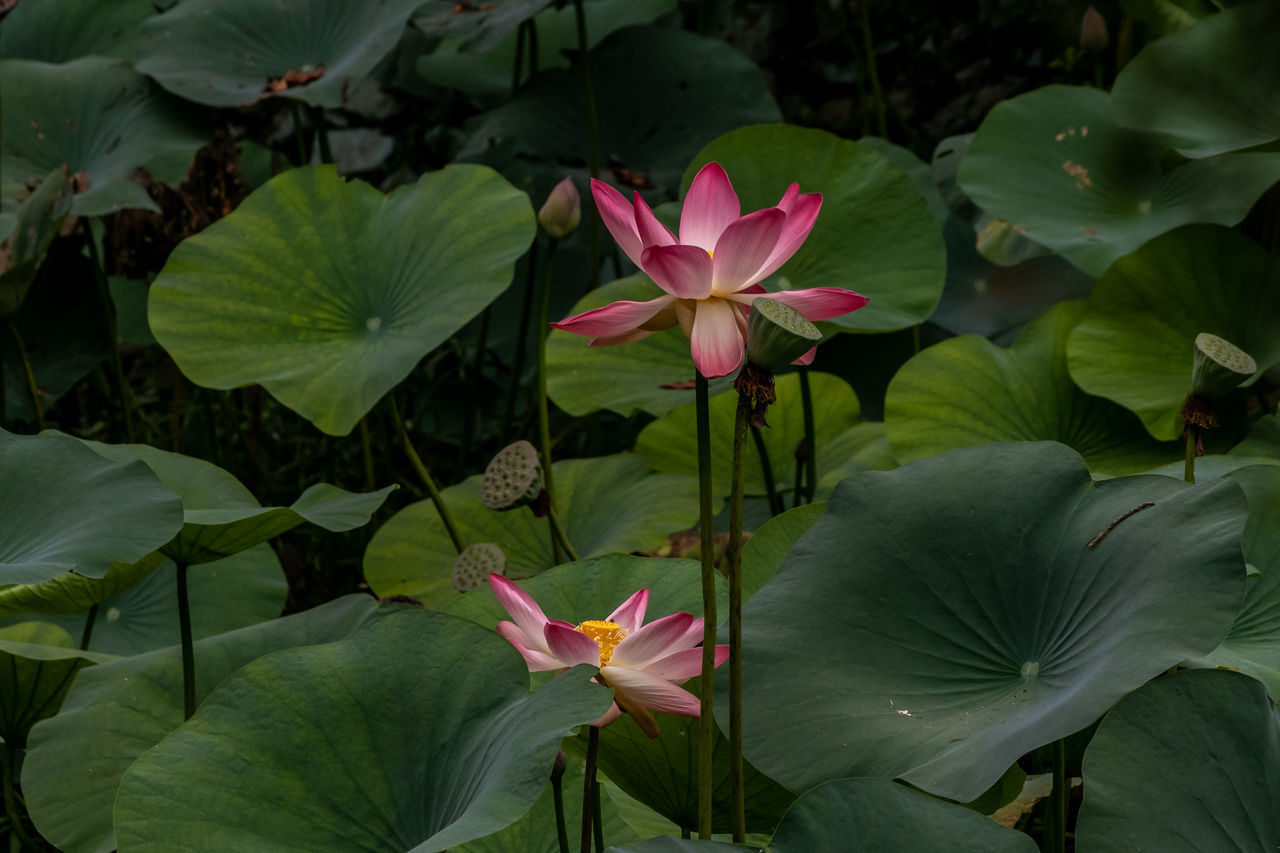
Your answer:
6;321;43;430
512;18;539;91
79;603;99;651
501;238;539;444
359;417;375;491
311;106;332;165
1047;737;1068;853
580;725;600;853
791;443;805;509
551;755;570;853
85;228;136;443
177;561;196;720
694;372;717;839
389;395;464;553
547;506;581;563
799;367;817;504
592;781;604;852
2;745;44;852
858;0;889;138
750;425;783;516
727;393;749;842
1184;425;1196;485
462;307;491;470
537;237;564;563
570;0;603;288
288;100;307;164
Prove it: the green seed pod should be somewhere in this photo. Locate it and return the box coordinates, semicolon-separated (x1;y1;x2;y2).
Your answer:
451;543;506;592
1191;332;1256;399
481;440;544;511
745;297;822;371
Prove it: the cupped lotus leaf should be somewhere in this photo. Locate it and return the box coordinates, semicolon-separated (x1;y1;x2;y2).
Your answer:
957;85;1280;277
1;545;287;657
1075;669;1280;852
415;0;674;95
148;164;535;436
0;0;157;62
0;430;183;585
133;0;424;108
886;301;1179;475
0;58;207;216
458;26;780;199
634;372;864;502
1183;465;1280;696
112;610;613;853
75;436;394;564
739;503;824;602
0;166;73;318
365;454;698;606
0;622;112;748
738;441;1247;802
546;275;735;418
684;125;945;332
1111;2;1280;157
1066;225;1280;440
0;553;167;620
20;594;385;853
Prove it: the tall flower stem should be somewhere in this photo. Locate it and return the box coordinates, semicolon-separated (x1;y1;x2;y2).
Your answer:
85;227;136;443
501;239;540;444
592;781;604;852
798;367;817;504
537;237;564;563
750;425;782;516
389;395;463;553
1046;737;1068;853
551;755;570;853
694;372;717;839
726;393;750;843
547;506;580;563
580;726;600;853
858;0;889;138
6;321;43;430
570;0;603;287
176;561;196;720
79;604;99;651
288;100;307;164
311;106;332;165
1184;426;1196;485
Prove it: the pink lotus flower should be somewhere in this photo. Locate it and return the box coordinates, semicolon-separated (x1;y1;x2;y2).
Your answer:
490;573;729;738
551;162;869;378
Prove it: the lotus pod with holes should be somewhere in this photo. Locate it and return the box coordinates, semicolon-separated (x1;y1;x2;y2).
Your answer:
482;441;544;511
452;543;505;592
746;297;823;371
1192;333;1256;399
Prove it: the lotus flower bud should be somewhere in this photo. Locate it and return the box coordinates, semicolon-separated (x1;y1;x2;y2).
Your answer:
1191;333;1256;399
745;297;822;371
451;543;506;592
481;440;545;511
538;176;580;239
1080;6;1108;52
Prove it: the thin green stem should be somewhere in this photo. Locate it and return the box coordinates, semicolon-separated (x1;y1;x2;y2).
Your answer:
312;106;332;164
570;0;603;287
501;239;539;444
2;746;44;852
288;100;308;164
6;321;43;430
727;393;749;843
750;425;782;516
580;726;599;853
462;307;491;469
791;444;805;510
359;417;375;491
537;237;563;563
799;367;817;504
389;396;464;553
79;604;99;651
858;0;889;138
551;771;570;853
1047;737;1068;853
1184;426;1196;485
547;506;581;563
85;229;136;442
694;372;716;839
177;561;196;721
592;780;604;852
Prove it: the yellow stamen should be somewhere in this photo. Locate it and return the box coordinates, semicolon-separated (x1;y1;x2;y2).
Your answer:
574;620;628;665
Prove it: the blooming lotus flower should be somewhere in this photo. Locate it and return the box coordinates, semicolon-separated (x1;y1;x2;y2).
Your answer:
551;162;869;378
490;573;728;738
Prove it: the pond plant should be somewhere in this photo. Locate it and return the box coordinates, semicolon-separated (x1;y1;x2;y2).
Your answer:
1;2;1278;851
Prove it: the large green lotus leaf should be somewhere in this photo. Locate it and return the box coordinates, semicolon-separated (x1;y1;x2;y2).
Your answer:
1066;225;1280;440
0;166;72;318
634;372;865;502
739;503;824;602
546;275;735;418
20;594;385;853
1111;2;1280;157
412;0;548;51
0;430;183;585
0;622;112;748
113;610;612;852
957;85;1280;277
416;0;675;95
0;0;156;62
76;437;394;564
148;164;534;436
738;442;1247;802
886;301;1179;475
1235;414;1280;459
0;554;167;619
608;840;748;852
458;26;780;199
0;545;287;657
0;58;207;216
684;125;945;332
133;0;423;108
1183;465;1280;696
365;454;698;606
1075;669;1280;851
609;777;1036;852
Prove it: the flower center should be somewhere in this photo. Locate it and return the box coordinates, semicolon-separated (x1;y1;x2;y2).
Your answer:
574;620;628;665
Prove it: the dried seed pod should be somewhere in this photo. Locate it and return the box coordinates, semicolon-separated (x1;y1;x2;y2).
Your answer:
481;440;544;511
452;542;506;592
